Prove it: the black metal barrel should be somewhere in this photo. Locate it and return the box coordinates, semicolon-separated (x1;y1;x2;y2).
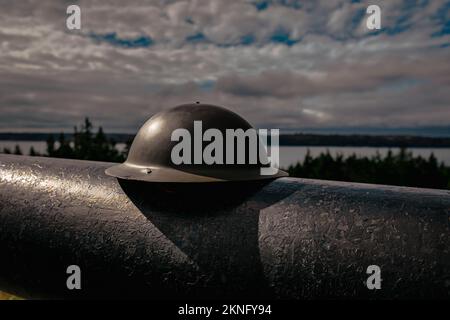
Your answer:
0;155;448;299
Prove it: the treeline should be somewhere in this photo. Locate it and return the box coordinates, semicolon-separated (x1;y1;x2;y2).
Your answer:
1;118;131;163
287;149;450;189
0;132;133;143
280;133;450;147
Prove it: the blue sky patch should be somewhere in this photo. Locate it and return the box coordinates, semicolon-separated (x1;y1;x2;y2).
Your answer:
186;32;208;43
252;0;269;11
432;2;450;38
90;32;153;48
270;28;300;46
252;0;302;11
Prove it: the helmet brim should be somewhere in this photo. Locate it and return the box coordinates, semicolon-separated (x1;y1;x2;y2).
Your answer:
105;163;288;183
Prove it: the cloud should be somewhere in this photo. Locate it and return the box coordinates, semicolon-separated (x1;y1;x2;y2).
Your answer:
0;0;449;132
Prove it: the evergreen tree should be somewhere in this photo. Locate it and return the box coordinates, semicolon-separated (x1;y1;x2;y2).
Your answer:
40;117;126;162
29;146;39;156
13;145;22;155
46;134;55;156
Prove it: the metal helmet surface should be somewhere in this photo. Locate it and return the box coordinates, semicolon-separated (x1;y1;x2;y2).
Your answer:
105;103;287;183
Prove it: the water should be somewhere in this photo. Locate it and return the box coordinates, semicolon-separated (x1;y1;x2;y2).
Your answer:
1;141;450;167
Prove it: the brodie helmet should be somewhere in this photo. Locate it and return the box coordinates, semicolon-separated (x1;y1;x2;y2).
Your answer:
105;103;288;183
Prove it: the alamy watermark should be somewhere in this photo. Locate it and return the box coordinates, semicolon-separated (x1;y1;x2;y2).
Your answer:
366;265;382;290
66;5;81;30
66;4;381;32
170;121;280;176
66;265;81;290
366;5;381;30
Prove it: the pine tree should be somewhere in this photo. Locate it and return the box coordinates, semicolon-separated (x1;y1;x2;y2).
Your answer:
13;145;22;155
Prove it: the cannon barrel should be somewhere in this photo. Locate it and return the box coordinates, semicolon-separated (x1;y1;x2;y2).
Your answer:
0;154;448;299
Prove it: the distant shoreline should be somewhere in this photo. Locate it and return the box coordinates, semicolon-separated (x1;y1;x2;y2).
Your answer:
279;133;450;148
1;132;450;148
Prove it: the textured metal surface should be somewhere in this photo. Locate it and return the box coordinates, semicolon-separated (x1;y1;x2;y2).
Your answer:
0;154;449;299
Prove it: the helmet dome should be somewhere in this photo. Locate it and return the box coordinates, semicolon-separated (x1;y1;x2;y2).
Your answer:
105;103;287;183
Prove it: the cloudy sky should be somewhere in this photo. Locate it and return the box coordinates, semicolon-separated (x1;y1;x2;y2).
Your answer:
0;0;449;133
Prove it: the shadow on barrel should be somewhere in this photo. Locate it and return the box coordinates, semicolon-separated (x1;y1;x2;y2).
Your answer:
118;179;295;299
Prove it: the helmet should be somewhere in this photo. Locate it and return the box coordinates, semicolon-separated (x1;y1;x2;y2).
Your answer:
105;103;287;183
